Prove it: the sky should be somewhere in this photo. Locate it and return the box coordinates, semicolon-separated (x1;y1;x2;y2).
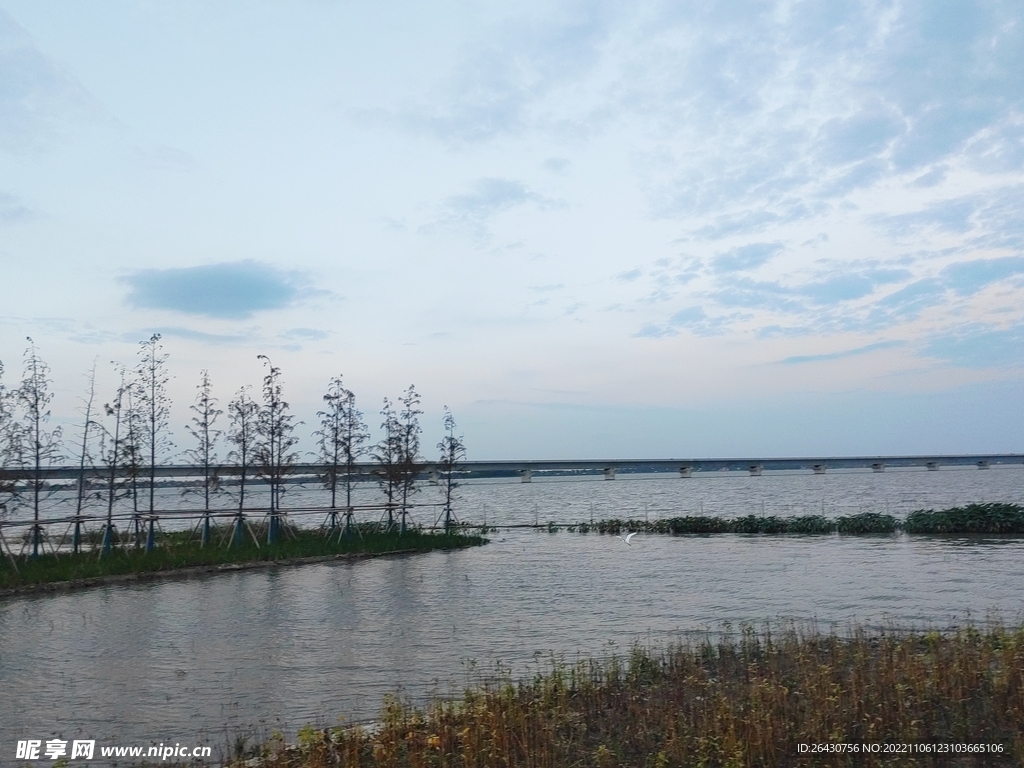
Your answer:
1;0;1023;460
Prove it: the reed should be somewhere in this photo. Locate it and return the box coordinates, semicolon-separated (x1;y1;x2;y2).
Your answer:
0;527;487;590
226;623;1024;767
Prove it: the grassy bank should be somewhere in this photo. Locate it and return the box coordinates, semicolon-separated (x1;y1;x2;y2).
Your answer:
578;503;1024;536
226;623;1023;767
0;525;487;591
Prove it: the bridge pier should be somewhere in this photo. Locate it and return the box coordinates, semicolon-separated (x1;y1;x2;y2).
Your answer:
812;464;826;474
977;460;990;470
519;469;532;483
679;466;693;478
872;462;885;473
603;467;616;480
748;464;763;476
429;469;440;483
926;461;939;471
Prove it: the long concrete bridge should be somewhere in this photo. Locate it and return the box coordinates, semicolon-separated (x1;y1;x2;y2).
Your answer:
4;453;1022;483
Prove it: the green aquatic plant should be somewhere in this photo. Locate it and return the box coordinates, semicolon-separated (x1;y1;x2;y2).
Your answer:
583;506;1018;538
835;512;898;533
903;503;1024;534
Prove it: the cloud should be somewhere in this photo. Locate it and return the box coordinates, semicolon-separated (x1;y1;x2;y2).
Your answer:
796;269;911;304
615;268;642;282
125;327;256;345
543;156;571;173
0;192;34;223
0;9;97;154
668;306;705;325
122;260;305;319
778;340;904;366
941;256;1024;296
281;327;330;341
872;198;978;238
710;242;784;273
816;109;903;165
379;11;612;145
923;323;1024;369
632;322;677;339
861;278;948;323
444;178;550;218
870;185;1024;252
427;177;564;239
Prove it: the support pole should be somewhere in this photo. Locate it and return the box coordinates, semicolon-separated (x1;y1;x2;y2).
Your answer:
72;517;83;554
30;524;43;559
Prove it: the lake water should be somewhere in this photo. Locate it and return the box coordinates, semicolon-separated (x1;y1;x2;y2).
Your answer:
1;466;1023;753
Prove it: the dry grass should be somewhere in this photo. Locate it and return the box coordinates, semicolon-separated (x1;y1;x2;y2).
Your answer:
225;623;1024;767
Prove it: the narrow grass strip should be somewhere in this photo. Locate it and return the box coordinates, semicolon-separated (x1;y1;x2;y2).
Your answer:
0;526;487;591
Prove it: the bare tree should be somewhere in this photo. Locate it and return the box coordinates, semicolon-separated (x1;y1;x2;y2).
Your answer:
0;358;22;522
315;376;369;534
226;385;260;548
437;406;466;533
71;361;101;553
338;387;369;536
256;355;299;544
136;333;173;515
396;385;422;535
17;339;63;558
185;369;222;546
100;362;132;555
372;397;402;531
122;375;145;542
315;376;347;521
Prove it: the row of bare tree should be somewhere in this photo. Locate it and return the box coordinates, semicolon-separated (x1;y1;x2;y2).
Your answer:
0;335;466;552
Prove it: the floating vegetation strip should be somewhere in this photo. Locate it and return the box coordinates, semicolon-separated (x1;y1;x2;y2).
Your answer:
574;504;1021;535
229;623;1024;767
903;503;1024;534
0;526;487;592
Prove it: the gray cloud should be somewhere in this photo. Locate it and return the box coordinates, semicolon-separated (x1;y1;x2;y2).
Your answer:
122;260;305;319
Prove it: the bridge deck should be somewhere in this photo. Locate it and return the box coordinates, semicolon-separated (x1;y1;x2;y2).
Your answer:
1;453;1021;481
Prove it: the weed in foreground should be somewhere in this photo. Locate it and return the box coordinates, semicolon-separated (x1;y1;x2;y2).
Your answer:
223;623;1023;767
